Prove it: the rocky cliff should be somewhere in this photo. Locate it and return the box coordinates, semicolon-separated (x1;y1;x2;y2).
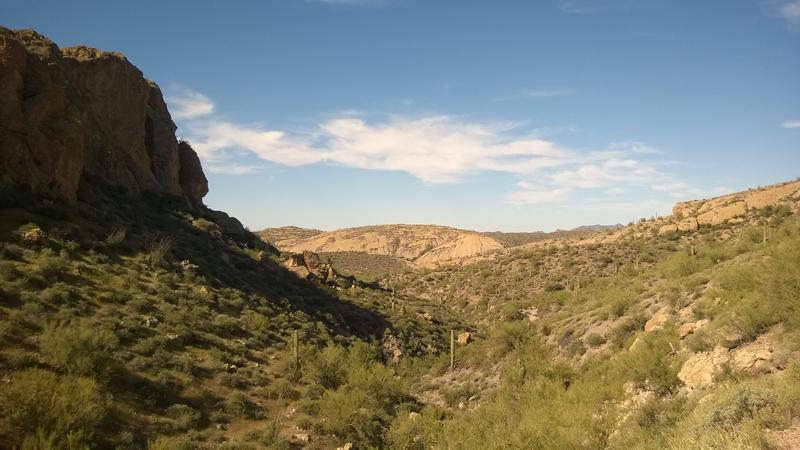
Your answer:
0;27;207;206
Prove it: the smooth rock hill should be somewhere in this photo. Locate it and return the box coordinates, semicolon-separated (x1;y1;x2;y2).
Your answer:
0;27;207;207
258;226;324;249
263;224;505;268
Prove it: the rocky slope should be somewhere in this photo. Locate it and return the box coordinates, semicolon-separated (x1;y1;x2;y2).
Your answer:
664;179;800;232
262;224;505;268
0;27;207;207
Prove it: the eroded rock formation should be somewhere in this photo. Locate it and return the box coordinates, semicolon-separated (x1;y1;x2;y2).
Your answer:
0;27;207;206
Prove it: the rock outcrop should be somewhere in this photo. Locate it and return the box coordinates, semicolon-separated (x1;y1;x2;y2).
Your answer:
281;251;354;288
0;27;207;206
265;224;505;268
668;180;800;232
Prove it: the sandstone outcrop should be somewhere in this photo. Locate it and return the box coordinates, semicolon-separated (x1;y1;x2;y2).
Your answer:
0;27;207;206
662;180;800;235
267;224;505;268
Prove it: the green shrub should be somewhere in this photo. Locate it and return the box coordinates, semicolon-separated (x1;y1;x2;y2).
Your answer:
104;227;127;247
32;256;69;282
222;392;259;419
39;320;118;376
585;333;606;347
613;330;681;394
0;368;105;448
165;404;202;431
305;344;348;389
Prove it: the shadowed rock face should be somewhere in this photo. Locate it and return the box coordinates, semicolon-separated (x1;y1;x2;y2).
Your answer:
0;27;207;206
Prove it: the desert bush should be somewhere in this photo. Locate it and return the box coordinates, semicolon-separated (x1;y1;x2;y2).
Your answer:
104;227;127;247
240;310;269;333
305;344;348;389
585;333;606;347
39;320;119;376
32;255;69;282
222;392;259;419
613;329;681;394
0;242;25;260
0;368;105;448
165;404;203;431
659;251;710;278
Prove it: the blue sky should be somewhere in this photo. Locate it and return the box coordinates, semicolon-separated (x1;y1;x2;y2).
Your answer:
3;0;799;231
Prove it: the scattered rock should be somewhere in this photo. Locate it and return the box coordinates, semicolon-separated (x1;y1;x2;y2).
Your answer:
21;227;47;245
678;319;708;339
143;316;158;328
644;307;671;332
658;224;678;236
408;412;421;421
293;433;310;444
678;346;729;389
717;325;745;349
456;332;473;345
521;307;539;322
336;443;353;450
730;334;776;375
677;217;699;232
179;259;199;274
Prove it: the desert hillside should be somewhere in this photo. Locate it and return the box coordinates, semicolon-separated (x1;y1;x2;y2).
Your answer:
258;226;324;249
261;224;505;268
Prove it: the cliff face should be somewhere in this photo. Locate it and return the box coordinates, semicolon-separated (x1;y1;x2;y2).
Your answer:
0;27;207;206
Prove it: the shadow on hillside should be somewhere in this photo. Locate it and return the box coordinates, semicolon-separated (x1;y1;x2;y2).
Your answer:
0;184;391;341
92;187;392;342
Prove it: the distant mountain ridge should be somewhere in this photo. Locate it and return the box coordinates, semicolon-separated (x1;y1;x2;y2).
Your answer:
259;224;504;268
259;223;625;268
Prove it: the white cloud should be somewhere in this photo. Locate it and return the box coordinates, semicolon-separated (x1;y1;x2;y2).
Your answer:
782;119;800;128
167;90;214;120
176;93;573;181
204;164;262;175
780;1;800;26
169;89;710;206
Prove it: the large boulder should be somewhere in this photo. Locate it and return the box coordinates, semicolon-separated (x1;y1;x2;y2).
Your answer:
696;201;747;226
677;346;729;390
657;224;678;236
0;27;207;206
677;217;699;232
644;307;672;332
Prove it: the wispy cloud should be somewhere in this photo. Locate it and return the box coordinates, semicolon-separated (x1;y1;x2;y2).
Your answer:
779;0;800;27
496;88;571;101
169;88;708;206
166;89;214;120
782;119;800;128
